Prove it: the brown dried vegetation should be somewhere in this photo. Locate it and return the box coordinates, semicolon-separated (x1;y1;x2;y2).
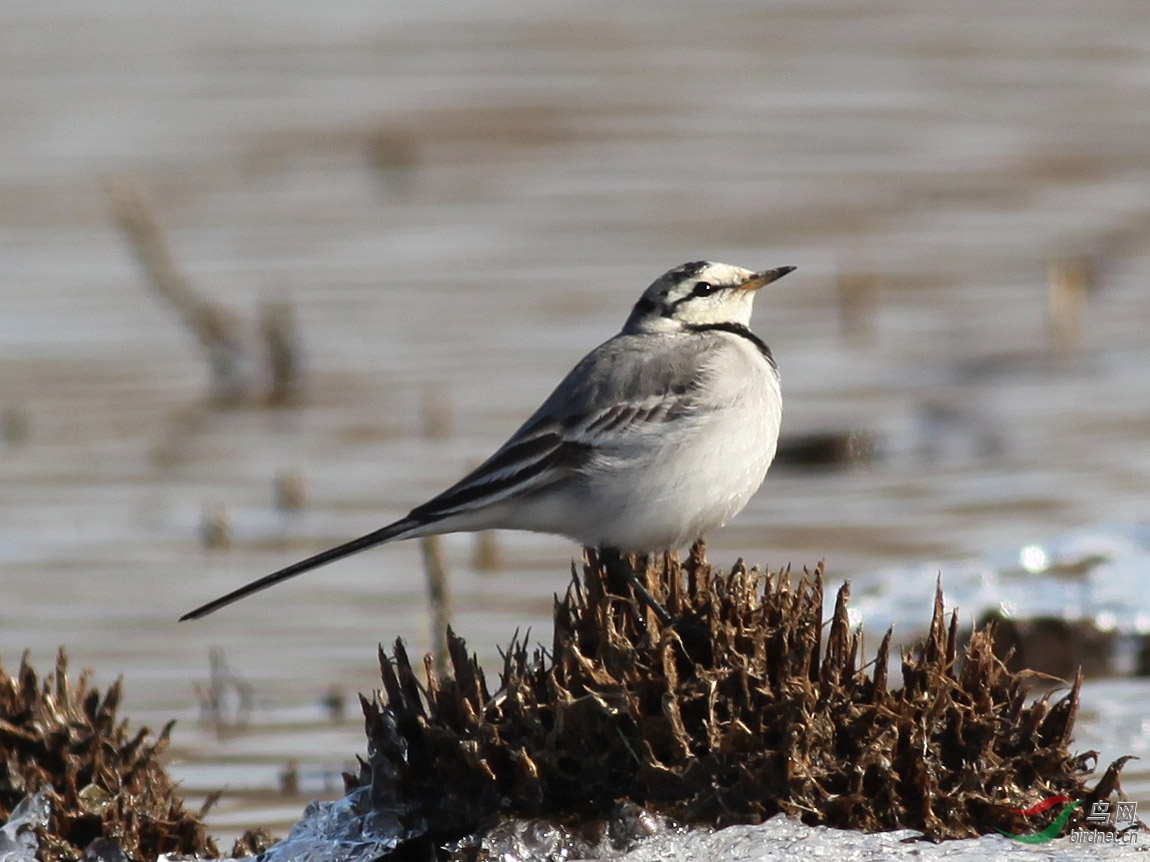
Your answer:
0;650;218;861
3;548;1133;860
351;543;1124;849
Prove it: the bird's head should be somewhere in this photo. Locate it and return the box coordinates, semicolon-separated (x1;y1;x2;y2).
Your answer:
624;261;795;333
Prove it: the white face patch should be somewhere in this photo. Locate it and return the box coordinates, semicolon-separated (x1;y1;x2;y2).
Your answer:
631;262;760;330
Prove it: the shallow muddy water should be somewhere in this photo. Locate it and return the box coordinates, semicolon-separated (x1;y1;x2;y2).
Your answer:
2;0;1149;841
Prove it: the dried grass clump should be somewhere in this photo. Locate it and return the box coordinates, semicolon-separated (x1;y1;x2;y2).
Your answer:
0;649;218;862
351;543;1126;848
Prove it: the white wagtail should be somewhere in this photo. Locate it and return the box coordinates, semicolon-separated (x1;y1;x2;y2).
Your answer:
181;261;794;621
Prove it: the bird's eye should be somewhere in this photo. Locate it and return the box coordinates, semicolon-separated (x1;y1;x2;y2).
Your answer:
692;281;718;297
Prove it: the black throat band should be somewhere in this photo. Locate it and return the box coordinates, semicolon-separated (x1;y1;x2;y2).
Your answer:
686;322;777;369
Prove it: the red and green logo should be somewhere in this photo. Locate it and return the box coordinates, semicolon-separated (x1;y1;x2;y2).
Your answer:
997;796;1081;844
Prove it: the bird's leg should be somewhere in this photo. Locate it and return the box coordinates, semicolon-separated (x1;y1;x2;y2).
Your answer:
600;547;675;627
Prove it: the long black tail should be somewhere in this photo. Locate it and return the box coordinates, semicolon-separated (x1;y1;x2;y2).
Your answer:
179;517;418;620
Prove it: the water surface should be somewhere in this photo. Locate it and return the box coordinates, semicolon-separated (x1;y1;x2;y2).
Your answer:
2;0;1149;840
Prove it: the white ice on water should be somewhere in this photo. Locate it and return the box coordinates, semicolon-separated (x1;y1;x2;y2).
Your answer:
1;790;1138;862
608;815;1140;862
238;788;405;862
849;523;1150;655
0;789;49;862
240;806;1141;862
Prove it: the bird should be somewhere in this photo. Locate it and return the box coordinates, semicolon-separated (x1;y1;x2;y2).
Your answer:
181;261;794;621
